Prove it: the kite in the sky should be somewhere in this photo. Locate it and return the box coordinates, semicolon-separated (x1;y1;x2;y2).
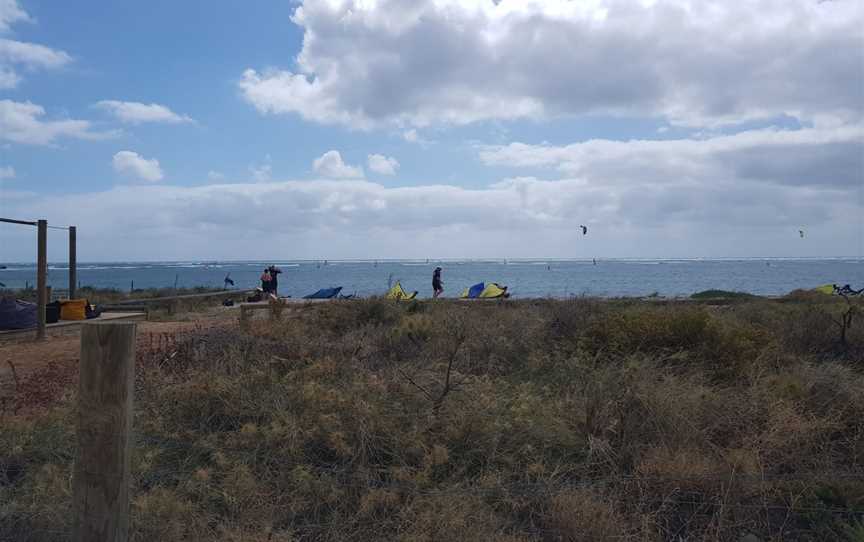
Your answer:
580;225;588;235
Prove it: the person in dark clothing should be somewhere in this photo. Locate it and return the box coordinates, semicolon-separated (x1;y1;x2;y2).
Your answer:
224;273;235;289
268;265;283;296
432;267;443;298
261;268;272;294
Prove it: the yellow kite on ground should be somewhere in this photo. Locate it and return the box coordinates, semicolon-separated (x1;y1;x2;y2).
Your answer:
479;283;508;298
813;284;835;295
385;281;417;300
460;282;510;299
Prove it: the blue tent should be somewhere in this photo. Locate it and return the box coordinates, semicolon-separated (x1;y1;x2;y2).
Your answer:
304;287;343;299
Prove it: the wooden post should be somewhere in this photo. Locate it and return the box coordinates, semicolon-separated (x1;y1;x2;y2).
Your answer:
36;219;47;340
73;322;136;542
69;226;77;300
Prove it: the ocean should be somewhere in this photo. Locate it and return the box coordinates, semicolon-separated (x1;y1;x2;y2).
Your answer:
1;259;862;299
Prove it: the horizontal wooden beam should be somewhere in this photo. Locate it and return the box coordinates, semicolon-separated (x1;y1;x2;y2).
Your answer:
0;217;38;226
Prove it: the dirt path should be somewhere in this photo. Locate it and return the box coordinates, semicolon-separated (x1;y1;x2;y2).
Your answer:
0;311;236;414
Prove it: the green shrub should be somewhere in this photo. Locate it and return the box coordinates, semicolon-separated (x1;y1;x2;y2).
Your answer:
691;289;757;299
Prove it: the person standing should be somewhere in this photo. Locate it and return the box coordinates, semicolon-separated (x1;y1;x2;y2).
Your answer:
260;268;272;295
432;267;444;298
269;265;283;296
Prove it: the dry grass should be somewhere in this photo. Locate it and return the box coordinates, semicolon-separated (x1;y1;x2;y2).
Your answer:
2;296;864;541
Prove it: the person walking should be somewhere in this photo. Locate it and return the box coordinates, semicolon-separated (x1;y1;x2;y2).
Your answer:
432;267;444;298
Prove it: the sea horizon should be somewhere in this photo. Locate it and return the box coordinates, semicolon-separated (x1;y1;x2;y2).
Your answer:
2;257;862;299
3;255;864;267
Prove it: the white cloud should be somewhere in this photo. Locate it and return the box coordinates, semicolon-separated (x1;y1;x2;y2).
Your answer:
239;0;863;129
249;163;272;182
478;125;864;190
313;150;364;179
400;128;433;146
367;153;399;175
0;65;19;87
0;2;72;89
208;170;226;181
95;100;193;124
0;39;71;68
112;150;164;182
476;125;864;234
0;164;14;179
0;99;114;145
0;0;30;34
1;169;859;261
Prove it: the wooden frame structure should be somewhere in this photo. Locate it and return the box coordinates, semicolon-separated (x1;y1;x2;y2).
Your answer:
0;217;77;340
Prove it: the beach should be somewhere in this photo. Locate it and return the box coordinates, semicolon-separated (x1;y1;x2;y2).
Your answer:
2;258;862;299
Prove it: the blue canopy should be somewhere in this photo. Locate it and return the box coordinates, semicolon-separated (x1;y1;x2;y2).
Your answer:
0;297;37;330
304;286;343;299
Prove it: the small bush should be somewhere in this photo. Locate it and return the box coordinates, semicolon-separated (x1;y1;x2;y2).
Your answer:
691;289;758;300
543;490;627;541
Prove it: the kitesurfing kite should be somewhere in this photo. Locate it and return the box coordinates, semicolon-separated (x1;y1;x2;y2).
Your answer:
580;225;588;235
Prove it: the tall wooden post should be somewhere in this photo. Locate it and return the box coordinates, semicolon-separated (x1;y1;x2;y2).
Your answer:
69;226;77;300
36;219;47;340
73;322;136;542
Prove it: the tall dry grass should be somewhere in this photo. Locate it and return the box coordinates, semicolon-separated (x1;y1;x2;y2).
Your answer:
2;296;863;541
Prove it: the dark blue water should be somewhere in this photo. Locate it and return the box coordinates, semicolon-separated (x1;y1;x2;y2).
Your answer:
0;259;862;298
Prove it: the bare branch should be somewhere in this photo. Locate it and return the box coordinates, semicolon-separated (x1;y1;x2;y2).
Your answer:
396;367;434;401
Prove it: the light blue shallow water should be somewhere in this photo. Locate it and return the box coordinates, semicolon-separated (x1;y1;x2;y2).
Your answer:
0;259;862;299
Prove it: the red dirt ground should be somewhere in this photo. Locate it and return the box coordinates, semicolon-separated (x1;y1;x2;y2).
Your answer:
0;312;236;415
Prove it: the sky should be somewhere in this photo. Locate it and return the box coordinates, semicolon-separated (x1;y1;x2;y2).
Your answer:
0;0;862;262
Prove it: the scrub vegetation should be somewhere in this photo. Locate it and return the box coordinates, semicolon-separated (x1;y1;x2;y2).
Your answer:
2;295;864;541
7;286;228;305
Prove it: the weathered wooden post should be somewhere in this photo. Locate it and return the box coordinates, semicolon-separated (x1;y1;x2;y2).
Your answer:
69;226;77;300
73;322;136;542
36;219;47;340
